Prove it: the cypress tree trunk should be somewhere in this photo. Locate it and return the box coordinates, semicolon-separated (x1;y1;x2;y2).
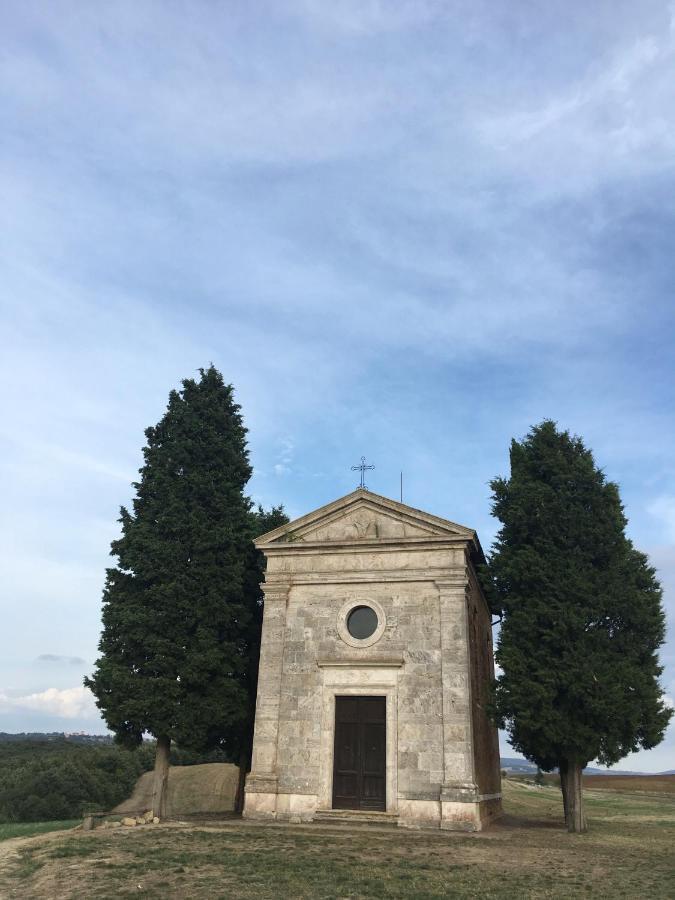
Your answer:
566;760;587;833
235;745;249;814
152;736;171;819
559;759;570;828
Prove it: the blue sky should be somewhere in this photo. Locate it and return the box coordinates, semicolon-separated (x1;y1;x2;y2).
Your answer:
1;1;674;771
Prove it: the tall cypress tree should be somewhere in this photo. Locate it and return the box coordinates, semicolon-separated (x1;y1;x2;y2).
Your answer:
85;367;257;816
485;421;671;833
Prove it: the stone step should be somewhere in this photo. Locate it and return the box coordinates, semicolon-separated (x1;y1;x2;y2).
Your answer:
313;809;399;828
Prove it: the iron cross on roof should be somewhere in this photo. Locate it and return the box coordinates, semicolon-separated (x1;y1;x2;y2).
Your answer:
351;456;375;490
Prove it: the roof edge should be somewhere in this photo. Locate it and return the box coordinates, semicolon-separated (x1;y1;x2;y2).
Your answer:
254;488;478;547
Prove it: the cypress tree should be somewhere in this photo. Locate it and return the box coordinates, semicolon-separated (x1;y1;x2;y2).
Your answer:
485;421;671;832
85;367;257;817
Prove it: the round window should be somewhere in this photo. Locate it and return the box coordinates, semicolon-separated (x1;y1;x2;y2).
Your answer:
346;605;378;640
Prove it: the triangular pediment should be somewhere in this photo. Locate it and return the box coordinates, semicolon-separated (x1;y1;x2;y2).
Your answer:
255;489;476;547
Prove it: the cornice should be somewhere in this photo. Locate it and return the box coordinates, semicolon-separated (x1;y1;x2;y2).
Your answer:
261;535;473;555
435;571;470;591
260;581;291;602
264;568;464;586
317;657;405;668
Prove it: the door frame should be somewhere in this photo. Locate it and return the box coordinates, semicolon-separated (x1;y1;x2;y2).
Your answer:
317;666;400;814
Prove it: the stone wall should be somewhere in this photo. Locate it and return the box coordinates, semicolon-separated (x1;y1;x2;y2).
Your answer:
273;579;447;805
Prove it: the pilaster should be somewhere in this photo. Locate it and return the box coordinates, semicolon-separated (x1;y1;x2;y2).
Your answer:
436;573;479;830
243;578;290;818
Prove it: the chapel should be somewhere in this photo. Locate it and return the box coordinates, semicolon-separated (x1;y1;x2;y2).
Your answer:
243;488;502;830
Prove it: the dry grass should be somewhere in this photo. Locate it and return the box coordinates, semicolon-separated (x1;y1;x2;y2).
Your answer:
0;780;673;899
0;821;80;842
582;774;675;794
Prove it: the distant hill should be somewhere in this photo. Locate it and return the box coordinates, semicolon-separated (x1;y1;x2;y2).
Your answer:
0;732;113;744
500;757;539;774
499;756;660;776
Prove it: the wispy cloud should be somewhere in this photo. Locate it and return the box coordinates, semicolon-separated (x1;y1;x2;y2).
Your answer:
36;654;86;666
476;26;675;195
273;437;295;476
481;36;662;146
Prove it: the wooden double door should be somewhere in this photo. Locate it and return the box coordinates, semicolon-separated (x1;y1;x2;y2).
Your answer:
332;696;386;811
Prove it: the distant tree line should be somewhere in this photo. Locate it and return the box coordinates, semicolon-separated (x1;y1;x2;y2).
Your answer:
0;733;113;744
0;740;231;822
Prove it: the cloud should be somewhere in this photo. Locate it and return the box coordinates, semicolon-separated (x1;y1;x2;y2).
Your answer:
36;654;86;666
481;37;661;146
476;25;675;195
0;686;98;719
273;437;295;477
2;0;667;381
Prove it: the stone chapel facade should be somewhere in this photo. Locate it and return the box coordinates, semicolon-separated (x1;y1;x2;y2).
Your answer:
243;489;502;830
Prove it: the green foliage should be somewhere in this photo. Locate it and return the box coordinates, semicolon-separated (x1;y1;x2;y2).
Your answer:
0;740;155;822
85;367;261;759
0;739;236;823
487;420;672;770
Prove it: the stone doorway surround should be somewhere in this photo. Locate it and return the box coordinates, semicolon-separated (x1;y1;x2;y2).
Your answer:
316;659;402;815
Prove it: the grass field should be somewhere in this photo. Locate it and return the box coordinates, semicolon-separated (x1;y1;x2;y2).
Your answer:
0;780;673;899
0;821;80;842
512;772;675;796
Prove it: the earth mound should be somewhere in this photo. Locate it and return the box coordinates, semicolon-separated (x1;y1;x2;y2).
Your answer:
113;763;240;816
